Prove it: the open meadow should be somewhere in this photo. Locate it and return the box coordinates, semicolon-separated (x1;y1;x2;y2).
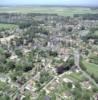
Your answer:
0;6;98;16
82;60;98;77
0;23;17;30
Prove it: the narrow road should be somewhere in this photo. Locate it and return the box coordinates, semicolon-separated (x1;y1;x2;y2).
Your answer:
74;49;98;87
41;56;70;91
81;69;98;87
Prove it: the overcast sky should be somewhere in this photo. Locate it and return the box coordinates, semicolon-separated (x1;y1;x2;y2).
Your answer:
0;0;98;6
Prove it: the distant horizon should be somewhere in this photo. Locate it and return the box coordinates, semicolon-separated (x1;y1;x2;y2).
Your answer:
0;4;98;8
0;0;98;7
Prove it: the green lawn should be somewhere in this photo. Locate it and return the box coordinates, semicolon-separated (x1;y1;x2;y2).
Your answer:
65;72;86;82
69;73;85;82
82;60;98;77
0;7;98;16
94;31;98;36
0;81;9;91
0;23;17;30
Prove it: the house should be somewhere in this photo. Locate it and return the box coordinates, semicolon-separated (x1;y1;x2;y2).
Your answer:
63;78;73;83
44;96;51;100
0;35;15;44
65;71;72;75
93;93;98;100
62;92;72;99
25;80;37;92
0;75;11;83
10;53;18;60
89;39;95;45
71;66;81;73
80;81;92;90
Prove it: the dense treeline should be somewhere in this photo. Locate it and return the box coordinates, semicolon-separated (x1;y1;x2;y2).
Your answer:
27;13;58;16
81;28;98;42
82;35;98;40
80;60;98;83
0;13;57;24
56;57;74;74
0;13;58;30
74;14;98;20
89;55;98;65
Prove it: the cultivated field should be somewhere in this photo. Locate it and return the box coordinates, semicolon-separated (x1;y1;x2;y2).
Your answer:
0;24;17;30
94;30;98;36
82;60;98;77
0;7;98;16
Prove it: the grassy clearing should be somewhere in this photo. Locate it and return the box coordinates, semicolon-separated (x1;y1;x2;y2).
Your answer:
0;7;98;16
94;31;98;36
55;83;70;93
69;73;85;81
65;72;86;82
82;60;98;77
0;23;17;30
